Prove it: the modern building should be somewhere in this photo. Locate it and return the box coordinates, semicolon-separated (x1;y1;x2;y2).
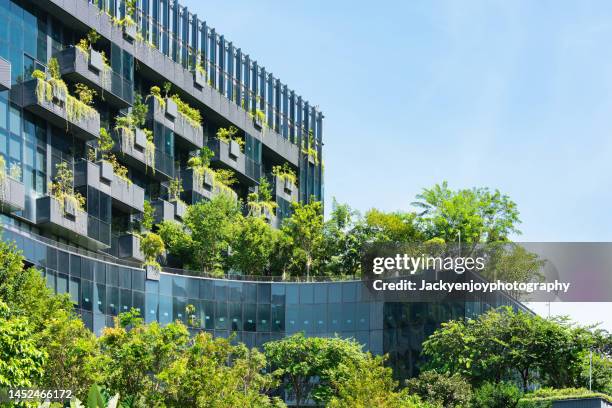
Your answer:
0;0;525;385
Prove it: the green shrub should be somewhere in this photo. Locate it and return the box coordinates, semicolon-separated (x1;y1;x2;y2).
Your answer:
405;370;472;408
473;382;522;408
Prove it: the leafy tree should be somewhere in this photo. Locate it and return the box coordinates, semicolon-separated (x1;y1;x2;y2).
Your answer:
281;200;325;279
98;309;190;405
422;307;594;391
183;195;241;274
412;181;521;243
363;208;423;244
0;301;46;388
405;370;472;408
140;232;165;265
472;381;522;408
157;333;283;407
328;354;431;408
157;220;193;266
229;216;278;275
264;333;366;407
579;352;612;395
141;200;155;231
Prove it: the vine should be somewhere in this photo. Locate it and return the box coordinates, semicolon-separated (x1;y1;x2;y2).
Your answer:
272;163;297;186
216;125;244;151
75;29;110;91
144;129;155;172
50;162;86;214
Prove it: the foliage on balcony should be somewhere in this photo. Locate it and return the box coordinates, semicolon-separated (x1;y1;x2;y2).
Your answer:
0;156;21;202
168;177;183;203
149;85;165;108
272;163;297;186
50;162;85;214
187;147;236;198
114;97;155;173
170;94;202;129
32;58;98;125
301;131;319;165
247;177;277;218
75;29;112;90
216;125;244;151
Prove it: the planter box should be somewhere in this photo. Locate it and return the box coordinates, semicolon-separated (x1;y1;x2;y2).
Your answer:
36;196;87;238
253;115;263;130
229;140;240;158
0;57;11;91
0;176;25;212
194;69;206;88
203;170;214;187
284;178;293;193
145;263;161;281
64;196;76;218
117;234;144;262
123;23;137;41
152;198;176;224
111;177;144;213
134;127;147;149
166;98;178;119
99;160;114;182
88;48;105;72
174;200;186;219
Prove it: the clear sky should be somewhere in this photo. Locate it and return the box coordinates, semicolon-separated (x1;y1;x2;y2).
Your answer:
183;0;612;329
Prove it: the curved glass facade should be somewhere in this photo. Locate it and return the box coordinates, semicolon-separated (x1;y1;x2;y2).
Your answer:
1;219;525;379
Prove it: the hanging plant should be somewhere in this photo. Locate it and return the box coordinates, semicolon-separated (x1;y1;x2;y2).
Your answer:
246;178;277;218
272;163;297;186
301;130;319;165
114;115;135;152
50;162;86;213
144;129;155;172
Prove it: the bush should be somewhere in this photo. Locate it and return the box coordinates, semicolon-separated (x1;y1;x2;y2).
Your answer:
473;382;522;408
405;370;472;408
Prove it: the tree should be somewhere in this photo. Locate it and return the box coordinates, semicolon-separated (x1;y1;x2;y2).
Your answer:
157;220;193;267
98;309;190;405
183;195;241;274
229;216;278;276
328;354;431;408
412;181;521;243
282;200;325;279
157;333;284;407
472;382;522;408
0;301;46;388
422;307;594;391
264;333;366;407
405;370;472;408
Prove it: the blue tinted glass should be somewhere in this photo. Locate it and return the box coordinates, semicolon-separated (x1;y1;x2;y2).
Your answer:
120;289;132;313
145;292;158;323
173;276;187;297
46;246;57;270
215;302;227;330
243;283;256;303
119;267;132;289
313;304;326;333
328;283;342;303
94;283;106;315
69;276;80;305
159;274;172;295
298;304;314;334
95;263;106;283
203;300;214;330
257;284;271;303
341;302;356;332
271;284;285;304
107;264;119;287
45;269;55;291
70;254;81;277
228;282;242;302
299;285;313;304
132;269;145;291
200;280;214;300
342;283;357;302
257;304;270;332
356;303;369;331
214;281;227;301
271;304;284;332
159;296;172;325
186;277;199;298
286;305;298;334
286;285;298;305
229;302;242;331
82;258;94;281
243;303;256;332
173;297;186;323
81;280;93;312
314;285;327;303
327;303;342;332
57;273;68;294
107;286;119;316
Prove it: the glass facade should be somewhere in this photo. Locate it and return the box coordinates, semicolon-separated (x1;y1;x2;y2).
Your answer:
1;220;526;380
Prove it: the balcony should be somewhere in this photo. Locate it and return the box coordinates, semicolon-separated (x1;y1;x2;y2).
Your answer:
111;176;144;214
148;97;203;149
207;138;258;184
112;128;175;181
56;47;133;108
0;57;10;91
272;175;298;203
12;80;100;141
116;234;144;263
36;196;91;246
152;198;185;224
181;167;237;203
0;176;25;212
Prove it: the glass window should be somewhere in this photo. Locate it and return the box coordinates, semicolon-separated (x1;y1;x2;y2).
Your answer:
120;288;132;313
145;292;159;323
229;302;242;331
81;280;93;312
327;303;342;333
132;269;145;291
314;285;327;303
94;283;106;315
243;283;256;303
271;303;284;333
45;269;55;291
173;297;186;323
215;302;227;330
186;277;199;298
95;263;106;284
57;273;68;294
159;295;172;325
159;274;172;296
341;303;356;332
257;304;270;332
342;283;357;302
107;264;119;287
106;286;119;316
257;284;271;304
228;282;242;302
119;267;132;289
173;276;187;297
69;276;81;305
299;285;314;304
286;305;298;334
200;280;214;300
82;258;94;281
286;285;298;305
328;283;342;303
203;300;214;330
214;281;227;302
313;304;327;334
271;284;285;304
243;303;256;332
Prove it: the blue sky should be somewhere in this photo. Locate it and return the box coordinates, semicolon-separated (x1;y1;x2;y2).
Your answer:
184;1;612;327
